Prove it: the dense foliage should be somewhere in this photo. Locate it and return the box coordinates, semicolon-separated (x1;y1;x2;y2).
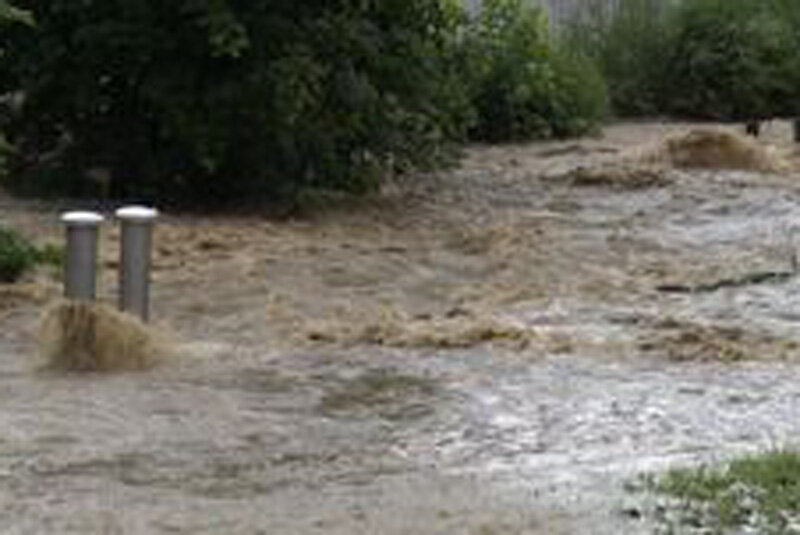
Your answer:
662;0;799;120
3;0;800;206
0;0;609;206
462;0;606;142
565;0;666;116
1;0;470;205
568;0;800;120
0;225;37;283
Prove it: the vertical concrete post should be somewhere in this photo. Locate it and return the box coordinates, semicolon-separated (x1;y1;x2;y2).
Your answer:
60;211;104;300
115;206;158;322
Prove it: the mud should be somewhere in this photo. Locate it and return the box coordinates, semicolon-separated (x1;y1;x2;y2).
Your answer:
3;121;800;533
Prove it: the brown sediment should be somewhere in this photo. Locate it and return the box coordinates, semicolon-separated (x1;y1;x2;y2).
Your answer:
38;300;170;372
0;281;55;309
638;319;799;363
642;129;790;173
304;307;535;350
546;164;671;189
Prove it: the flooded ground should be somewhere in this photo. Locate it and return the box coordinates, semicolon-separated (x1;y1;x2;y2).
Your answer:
3;121;800;533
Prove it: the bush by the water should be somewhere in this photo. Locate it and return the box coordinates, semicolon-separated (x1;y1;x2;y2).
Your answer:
648;450;800;533
461;0;606;142
568;0;800;120
564;0;667;116
0;225;37;283
0;0;608;207
0;0;471;206
662;0;799;120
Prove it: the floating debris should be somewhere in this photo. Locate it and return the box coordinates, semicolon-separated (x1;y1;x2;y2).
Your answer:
38;300;170;372
645;129;789;173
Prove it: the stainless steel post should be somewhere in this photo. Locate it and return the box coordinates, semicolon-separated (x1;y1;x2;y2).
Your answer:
116;206;158;321
60;211;104;300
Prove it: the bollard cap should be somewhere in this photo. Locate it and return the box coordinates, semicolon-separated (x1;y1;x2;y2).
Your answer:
60;211;104;226
115;206;158;222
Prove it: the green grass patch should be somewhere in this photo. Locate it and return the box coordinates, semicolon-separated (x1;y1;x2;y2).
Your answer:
0;225;38;282
34;243;65;269
646;450;800;533
0;226;65;283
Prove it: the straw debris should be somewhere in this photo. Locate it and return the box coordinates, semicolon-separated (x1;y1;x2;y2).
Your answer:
38;300;169;372
548;164;670;189
306;312;534;350
644;129;789;172
0;282;53;309
638;320;798;363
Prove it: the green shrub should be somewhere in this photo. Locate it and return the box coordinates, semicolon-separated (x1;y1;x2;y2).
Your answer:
757;0;800;116
0;226;37;283
565;0;666;117
461;0;607;143
545;46;608;138
568;0;800;120
647;450;800;533
662;0;799;120
0;0;613;205
34;243;64;269
0;1;471;206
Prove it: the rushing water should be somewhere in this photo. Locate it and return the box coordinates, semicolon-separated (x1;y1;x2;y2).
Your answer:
3;122;800;533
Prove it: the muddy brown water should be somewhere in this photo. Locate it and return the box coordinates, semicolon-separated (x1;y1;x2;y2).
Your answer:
4;121;800;533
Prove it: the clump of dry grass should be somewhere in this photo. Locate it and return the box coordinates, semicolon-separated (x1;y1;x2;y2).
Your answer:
0;281;54;310
638;319;798;363
38;300;169;372
445;224;530;256
306;310;534;350
547;164;670;189
398;318;532;349
645;129;788;173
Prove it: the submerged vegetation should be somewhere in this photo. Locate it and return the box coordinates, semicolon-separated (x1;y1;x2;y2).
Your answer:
644;450;800;533
0;225;65;283
0;225;37;283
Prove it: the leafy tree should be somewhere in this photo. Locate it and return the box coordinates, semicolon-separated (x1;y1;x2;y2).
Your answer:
0;0;470;206
0;225;37;283
462;0;606;142
564;0;666;116
568;0;800;121
0;0;612;205
662;0;798;120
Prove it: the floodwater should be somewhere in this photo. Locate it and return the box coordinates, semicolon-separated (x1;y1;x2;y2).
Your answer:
3;121;800;533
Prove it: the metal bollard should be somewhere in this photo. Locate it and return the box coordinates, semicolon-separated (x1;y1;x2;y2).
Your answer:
116;206;158;322
60;211;104;300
